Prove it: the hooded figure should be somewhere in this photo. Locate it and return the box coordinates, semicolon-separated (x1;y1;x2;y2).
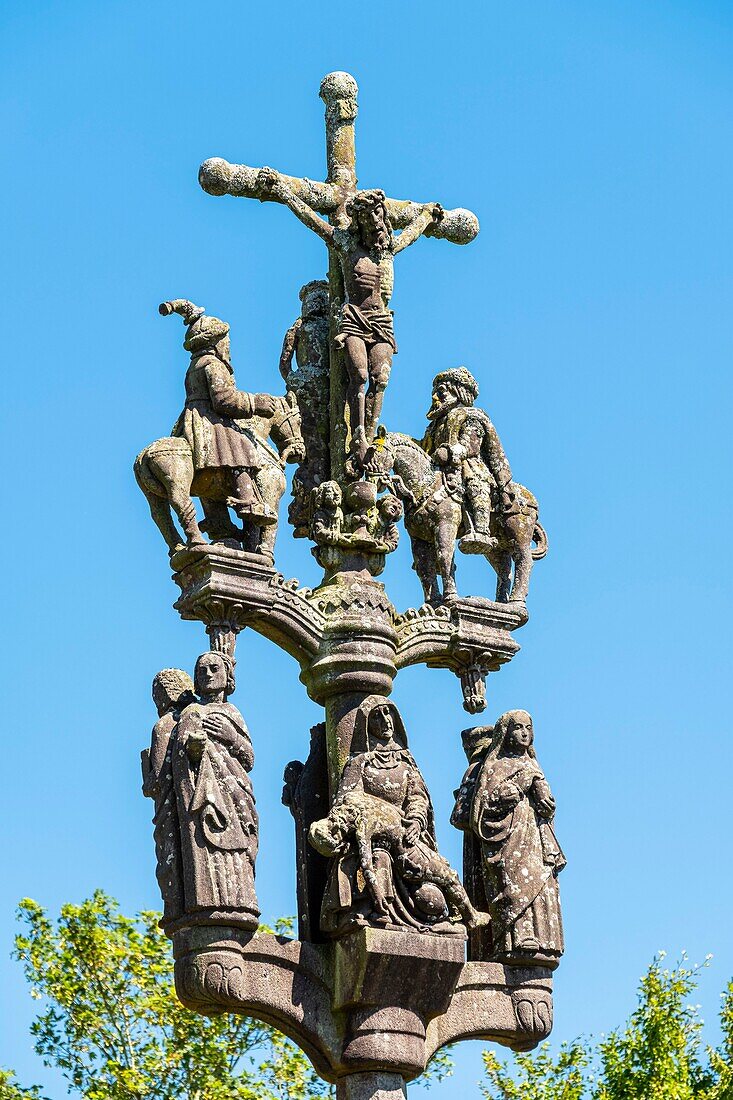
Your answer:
313;696;486;936
465;710;565;966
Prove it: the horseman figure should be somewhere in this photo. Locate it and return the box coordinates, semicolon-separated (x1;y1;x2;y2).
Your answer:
421;366;512;556
135;300;304;559
165;299;281;529
383;367;546;605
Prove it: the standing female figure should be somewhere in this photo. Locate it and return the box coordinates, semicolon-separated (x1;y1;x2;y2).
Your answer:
469;710;565;966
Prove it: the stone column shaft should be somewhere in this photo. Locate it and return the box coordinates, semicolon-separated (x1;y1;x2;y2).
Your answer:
320;72;359;480
336;1072;407;1100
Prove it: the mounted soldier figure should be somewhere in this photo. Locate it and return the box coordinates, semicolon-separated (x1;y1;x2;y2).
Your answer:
421;366;512;556
135;300;303;559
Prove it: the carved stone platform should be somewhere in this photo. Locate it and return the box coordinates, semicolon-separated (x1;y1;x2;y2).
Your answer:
172;924;553;1084
170;545;526;712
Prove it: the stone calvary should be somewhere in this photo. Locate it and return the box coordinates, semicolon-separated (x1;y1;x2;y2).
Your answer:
137;72;562;1100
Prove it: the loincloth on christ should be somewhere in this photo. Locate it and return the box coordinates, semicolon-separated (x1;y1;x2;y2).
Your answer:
335;303;397;353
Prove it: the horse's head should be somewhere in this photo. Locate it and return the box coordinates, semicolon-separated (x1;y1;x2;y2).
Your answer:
383;433;435;506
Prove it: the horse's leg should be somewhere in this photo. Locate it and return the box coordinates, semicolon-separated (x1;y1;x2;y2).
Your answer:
148;494;185;554
435;509;460;603
411;535;440;605
134;457;185;554
489;548;513;602
169;490;205;547
511;542;533;602
165;455;206;548
252;465;286;560
200;498;242;545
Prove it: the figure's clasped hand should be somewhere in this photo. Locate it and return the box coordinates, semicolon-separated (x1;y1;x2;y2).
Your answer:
402;818;421;846
433;445;450;467
495;779;522;808
202;714;223;736
253;393;276;418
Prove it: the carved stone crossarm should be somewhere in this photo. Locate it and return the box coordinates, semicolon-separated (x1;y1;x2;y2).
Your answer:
136;71;563;1100
172;925;553;1086
171;546;525;713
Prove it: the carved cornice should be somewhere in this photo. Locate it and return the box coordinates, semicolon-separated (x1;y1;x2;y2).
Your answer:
171;546;324;667
424;961;554;1059
395;597;524;675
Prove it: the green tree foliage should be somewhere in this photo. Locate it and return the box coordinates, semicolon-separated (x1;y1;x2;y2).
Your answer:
481;954;733;1100
0;1069;46;1100
11;892;331;1100
7;893;450;1100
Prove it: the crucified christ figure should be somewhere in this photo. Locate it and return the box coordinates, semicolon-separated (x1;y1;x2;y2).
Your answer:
257;167;444;456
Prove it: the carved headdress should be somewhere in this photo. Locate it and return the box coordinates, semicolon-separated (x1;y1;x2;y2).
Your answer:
159;299;230;354
350;695;409;754
432;366;479;406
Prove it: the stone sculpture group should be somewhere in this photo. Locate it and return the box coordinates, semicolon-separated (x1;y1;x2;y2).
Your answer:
137;72;564;1100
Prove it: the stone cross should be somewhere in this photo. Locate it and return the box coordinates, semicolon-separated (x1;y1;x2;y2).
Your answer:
199;71;479;476
138;70;560;1100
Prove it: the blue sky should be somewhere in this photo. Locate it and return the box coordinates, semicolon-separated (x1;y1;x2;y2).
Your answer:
1;0;732;1094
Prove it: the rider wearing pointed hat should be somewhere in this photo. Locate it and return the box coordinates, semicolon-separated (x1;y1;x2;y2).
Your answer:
161;299;279;526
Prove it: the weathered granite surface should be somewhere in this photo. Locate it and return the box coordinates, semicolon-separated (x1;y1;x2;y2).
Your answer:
136;70;561;1098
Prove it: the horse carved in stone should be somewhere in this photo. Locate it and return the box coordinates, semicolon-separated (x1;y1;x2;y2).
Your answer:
134;395;302;559
384;432;547;605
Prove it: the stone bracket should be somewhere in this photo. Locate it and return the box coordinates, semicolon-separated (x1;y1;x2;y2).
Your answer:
170;550;527;711
394;597;526;712
171;546;324;667
171;926;553;1084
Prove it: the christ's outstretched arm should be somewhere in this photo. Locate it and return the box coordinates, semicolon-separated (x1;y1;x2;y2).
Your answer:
392;203;443;254
257;167;335;246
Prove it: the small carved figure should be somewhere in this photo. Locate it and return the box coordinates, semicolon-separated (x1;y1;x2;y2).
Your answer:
135;300;304;560
309;696;488;936
375;493;403;553
141;668;196;925
309;480;345;546
257;168;443;451
452;711;565;967
279;280;331;536
385;367;546;603
341;481;380;546
309;479;402;560
170;651;260;930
